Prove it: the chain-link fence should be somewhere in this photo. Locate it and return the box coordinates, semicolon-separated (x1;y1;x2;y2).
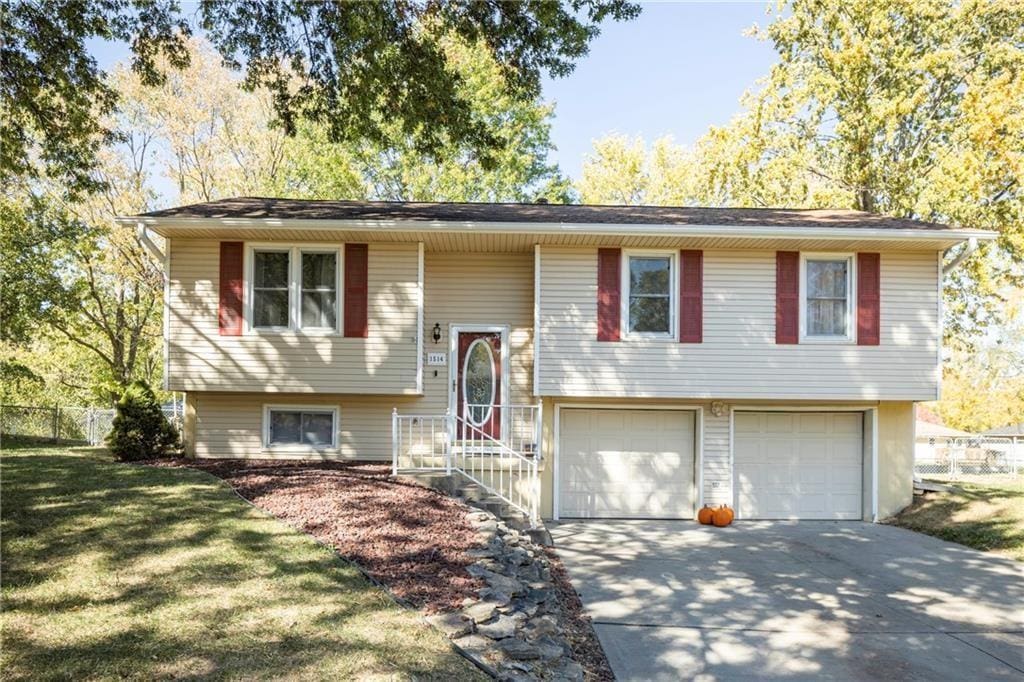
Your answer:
2;402;183;446
915;436;1021;483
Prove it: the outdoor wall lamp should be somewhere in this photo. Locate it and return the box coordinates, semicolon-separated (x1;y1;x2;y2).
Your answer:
432;323;442;344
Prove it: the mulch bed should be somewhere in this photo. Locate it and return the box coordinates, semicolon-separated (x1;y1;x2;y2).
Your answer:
162;459;483;612
543;547;616;681
156;458;615;678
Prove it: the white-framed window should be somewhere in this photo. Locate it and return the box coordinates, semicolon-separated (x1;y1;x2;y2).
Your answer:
800;253;856;342
622;251;676;338
247;245;341;333
262;405;338;450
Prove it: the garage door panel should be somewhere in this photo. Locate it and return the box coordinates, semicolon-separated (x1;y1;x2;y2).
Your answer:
559;409;694;519
735;411;863;520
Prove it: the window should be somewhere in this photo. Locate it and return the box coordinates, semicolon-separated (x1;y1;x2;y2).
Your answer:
301;252;338;329
248;246;341;332
264;407;337;449
802;255;854;341
252;250;291;328
625;254;674;336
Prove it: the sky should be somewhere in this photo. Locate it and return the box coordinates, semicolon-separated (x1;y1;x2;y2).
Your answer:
541;1;776;179
88;2;777;185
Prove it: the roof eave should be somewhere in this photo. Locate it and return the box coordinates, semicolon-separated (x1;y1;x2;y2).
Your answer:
115;215;999;243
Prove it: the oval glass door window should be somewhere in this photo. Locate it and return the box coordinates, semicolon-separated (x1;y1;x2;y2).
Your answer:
463;339;496;425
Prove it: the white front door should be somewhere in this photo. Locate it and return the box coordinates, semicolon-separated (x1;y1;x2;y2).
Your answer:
734;411;863;520
558;408;696;518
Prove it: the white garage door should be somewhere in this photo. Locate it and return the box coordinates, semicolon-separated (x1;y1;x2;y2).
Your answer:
558;409;695;518
734;411;863;520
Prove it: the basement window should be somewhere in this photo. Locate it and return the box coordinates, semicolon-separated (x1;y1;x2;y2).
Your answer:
263;406;338;449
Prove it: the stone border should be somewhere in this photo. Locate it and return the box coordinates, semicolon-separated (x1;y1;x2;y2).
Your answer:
425;509;585;681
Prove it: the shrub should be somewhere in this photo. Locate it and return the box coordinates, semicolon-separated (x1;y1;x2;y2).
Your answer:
107;380;180;461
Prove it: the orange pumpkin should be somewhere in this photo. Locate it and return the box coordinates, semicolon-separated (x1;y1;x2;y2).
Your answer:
697;505;715;525
711;505;735;527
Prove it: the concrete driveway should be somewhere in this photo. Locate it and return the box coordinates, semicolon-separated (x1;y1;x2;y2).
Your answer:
551;520;1024;681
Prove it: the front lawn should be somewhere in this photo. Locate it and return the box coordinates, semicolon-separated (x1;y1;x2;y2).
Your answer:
891;479;1024;561
0;443;484;680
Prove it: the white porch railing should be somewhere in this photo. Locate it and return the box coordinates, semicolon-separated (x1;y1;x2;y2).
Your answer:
392;403;541;525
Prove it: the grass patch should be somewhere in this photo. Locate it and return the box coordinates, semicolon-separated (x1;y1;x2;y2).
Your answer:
0;443;484;680
892;478;1024;561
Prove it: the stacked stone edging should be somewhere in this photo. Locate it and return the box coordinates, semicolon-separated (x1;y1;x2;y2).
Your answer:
425;509;584;681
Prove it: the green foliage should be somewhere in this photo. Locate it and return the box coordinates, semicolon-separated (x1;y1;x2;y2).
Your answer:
0;192;90;344
2;30;571;407
0;359;44;405
1;0;637;194
118;36;571;204
578;0;1024;348
106;381;179;461
0;0;190;195
930;290;1024;433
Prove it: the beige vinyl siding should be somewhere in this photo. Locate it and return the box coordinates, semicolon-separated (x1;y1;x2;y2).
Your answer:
702;409;731;506
193;392;417;459
538;247;939;401
419;252;535;413
168;240;419;394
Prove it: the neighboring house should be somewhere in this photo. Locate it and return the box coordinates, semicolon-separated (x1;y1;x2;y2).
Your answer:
984;422;1024;444
119;198;995;523
914;420;973;466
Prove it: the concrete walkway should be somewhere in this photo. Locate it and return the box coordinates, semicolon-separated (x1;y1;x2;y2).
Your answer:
551;520;1024;681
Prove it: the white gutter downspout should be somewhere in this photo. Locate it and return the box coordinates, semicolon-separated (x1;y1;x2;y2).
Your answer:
942;237;978;275
136;222;165;261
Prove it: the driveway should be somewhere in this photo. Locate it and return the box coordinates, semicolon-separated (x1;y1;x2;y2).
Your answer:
551;520;1024;680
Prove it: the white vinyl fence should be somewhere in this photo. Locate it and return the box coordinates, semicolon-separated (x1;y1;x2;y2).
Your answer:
1;403;183;446
914;436;1021;482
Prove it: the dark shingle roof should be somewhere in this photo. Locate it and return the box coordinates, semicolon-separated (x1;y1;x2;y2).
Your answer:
983;422;1024;436
139;197;961;231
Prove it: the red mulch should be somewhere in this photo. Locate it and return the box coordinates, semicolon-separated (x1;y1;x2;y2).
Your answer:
543;547;615;681
155;458;615;678
163;459;484;613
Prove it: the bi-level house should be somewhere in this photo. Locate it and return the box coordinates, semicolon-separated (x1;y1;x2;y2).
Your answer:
120;199;994;525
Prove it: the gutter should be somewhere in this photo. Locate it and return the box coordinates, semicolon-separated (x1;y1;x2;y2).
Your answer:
135;222;165;261
942;237;979;275
115;215;1000;244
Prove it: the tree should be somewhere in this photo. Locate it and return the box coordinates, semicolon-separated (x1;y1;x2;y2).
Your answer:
931;288;1024;432
112;35;570;203
107;380;179;461
1;0;639;194
578;0;1024;348
745;0;1024;346
1;31;574;407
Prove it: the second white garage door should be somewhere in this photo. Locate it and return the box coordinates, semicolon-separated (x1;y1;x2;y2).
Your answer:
734;411;863;520
558;409;695;518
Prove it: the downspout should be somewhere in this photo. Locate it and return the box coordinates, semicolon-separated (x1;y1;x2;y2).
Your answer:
136;222;165;262
942;237;978;275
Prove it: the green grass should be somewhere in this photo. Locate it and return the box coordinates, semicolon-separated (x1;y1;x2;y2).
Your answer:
892;478;1024;561
0;442;484;680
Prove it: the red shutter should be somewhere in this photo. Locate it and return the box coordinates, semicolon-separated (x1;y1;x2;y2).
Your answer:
679;250;703;343
218;241;244;336
344;243;369;337
857;252;881;346
776;251;800;344
596;248;621;341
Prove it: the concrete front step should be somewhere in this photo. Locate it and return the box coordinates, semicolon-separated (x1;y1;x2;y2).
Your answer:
401;471;552;546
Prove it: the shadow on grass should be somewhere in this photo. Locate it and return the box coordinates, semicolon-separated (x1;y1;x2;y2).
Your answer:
894;481;1024;558
0;449;483;680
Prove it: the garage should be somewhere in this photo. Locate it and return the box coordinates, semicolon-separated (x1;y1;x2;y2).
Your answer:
734;411;864;520
558;408;695;518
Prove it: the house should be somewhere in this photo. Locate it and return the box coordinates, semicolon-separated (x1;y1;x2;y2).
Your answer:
119;198;996;524
914;420;973;474
984;422;1024;444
